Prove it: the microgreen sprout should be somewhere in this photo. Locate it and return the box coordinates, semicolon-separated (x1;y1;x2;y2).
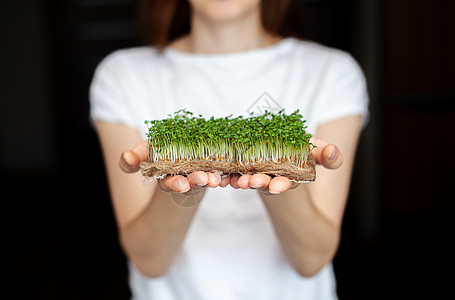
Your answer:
144;109;314;168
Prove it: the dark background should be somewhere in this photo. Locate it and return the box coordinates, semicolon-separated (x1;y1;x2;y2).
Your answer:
1;0;454;299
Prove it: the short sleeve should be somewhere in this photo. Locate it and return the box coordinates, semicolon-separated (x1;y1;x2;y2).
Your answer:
311;50;369;130
89;52;137;130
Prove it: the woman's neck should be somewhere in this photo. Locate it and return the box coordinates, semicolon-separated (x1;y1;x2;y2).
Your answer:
170;10;280;54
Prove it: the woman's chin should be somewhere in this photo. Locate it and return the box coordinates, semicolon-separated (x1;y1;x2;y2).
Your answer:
191;0;260;24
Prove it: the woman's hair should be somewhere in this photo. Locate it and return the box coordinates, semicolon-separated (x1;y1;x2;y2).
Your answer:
139;0;305;50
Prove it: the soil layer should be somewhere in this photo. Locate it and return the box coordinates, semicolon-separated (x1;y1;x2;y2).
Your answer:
140;155;316;182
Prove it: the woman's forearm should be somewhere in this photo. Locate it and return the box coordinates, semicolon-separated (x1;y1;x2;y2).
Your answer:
260;185;340;277
120;188;203;277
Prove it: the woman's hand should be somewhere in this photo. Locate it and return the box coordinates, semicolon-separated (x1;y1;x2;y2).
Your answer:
229;137;343;195
119;141;229;196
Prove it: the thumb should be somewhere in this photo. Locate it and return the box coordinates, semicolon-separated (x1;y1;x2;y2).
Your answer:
319;144;343;169
119;141;149;173
119;150;141;173
310;137;343;169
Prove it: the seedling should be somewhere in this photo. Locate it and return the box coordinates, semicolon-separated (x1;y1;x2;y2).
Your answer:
140;109;316;182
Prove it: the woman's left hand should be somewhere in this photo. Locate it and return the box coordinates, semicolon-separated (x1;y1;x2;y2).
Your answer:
229;137;343;195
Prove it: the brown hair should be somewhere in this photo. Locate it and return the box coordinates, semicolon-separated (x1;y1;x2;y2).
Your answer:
139;0;305;50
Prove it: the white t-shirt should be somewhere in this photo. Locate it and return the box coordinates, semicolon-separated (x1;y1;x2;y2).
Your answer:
90;38;369;300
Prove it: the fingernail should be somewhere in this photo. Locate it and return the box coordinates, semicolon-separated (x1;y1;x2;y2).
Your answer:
328;146;338;161
179;187;191;193
120;157;130;168
250;185;262;189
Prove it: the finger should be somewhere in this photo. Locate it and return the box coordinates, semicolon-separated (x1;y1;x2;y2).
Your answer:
320;144;343;169
206;172;221;188
131;141;149;162
310;137;343;169
119;141;149;173
219;173;231;188
249;174;272;189
237;174;252;189
120;150;141;173
230;174;241;189
159;175;191;193
268;176;293;194
187;171;210;187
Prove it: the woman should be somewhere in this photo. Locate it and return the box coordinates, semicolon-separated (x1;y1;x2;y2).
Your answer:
90;0;368;299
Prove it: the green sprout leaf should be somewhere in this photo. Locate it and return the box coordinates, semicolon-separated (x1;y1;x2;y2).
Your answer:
144;109;313;167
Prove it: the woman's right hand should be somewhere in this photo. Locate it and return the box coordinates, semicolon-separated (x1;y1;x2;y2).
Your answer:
119;141;230;195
